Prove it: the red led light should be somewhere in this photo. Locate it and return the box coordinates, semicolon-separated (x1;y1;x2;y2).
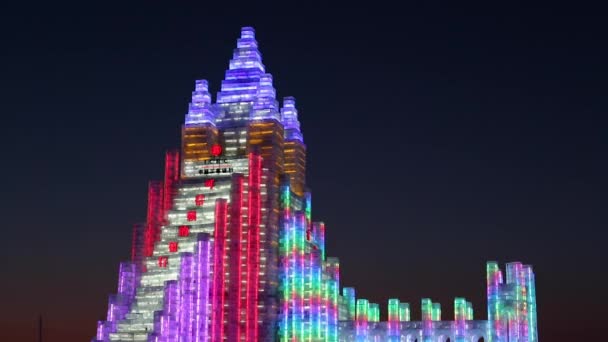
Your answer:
211;144;223;157
187;211;197;221
246;152;262;341
158;256;168;268
178;225;190;237
169;241;178;252
212;199;228;342
195;194;205;206
204;178;215;189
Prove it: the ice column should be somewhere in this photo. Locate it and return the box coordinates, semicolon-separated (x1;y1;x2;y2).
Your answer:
355;299;369;342
343;288;356;320
432;303;441;321
422;298;433;342
388;299;400;341
454;298;467;342
487;261;504;342
193;234;211;342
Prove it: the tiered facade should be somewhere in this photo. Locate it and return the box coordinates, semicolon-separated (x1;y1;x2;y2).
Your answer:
93;27;538;342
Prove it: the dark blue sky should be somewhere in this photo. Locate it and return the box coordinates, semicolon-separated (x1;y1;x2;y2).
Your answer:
1;1;606;341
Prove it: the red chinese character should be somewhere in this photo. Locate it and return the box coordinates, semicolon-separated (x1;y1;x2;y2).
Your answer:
169;241;178;252
187;211;197;221
158;256;168;268
204;178;215;189
211;144;222;157
178;225;190;237
195;194;205;206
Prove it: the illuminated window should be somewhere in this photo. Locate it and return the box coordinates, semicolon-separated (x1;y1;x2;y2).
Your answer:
195;194;205;206
187;211;197;221
178;225;190;237
169;242;178;252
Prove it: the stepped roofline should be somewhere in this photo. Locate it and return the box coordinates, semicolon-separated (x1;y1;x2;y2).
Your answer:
185;27;303;127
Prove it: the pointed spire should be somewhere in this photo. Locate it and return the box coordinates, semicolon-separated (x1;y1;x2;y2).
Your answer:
185;79;216;125
240;26;255;40
281;96;303;141
212;27;286;124
228;27;264;72
217;27;266;104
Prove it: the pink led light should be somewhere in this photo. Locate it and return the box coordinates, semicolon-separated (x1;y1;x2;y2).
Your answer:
204;178;215;189
246;153;262;342
178;225;190;237
211;144;222;157
211;199;228;342
158;256;168;268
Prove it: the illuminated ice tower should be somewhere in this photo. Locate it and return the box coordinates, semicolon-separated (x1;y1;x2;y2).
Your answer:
93;27;537;342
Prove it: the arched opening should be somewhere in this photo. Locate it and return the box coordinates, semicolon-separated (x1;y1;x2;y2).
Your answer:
446;338;451;342
478;338;485;342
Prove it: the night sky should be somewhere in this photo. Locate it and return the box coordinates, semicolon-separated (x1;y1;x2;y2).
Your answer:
1;1;606;341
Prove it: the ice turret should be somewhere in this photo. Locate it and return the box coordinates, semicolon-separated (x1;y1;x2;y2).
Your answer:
281;96;303;142
184;79;216;125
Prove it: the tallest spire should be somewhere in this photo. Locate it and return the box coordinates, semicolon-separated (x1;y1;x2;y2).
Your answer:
216;27;280;122
217;27;267;106
237;27;257;48
227;27;265;75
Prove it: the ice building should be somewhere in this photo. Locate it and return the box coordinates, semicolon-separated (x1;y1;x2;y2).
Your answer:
93;27;538;342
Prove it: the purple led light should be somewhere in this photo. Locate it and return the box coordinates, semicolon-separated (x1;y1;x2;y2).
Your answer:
185;79;216;125
281;96;303;142
194;234;211;342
